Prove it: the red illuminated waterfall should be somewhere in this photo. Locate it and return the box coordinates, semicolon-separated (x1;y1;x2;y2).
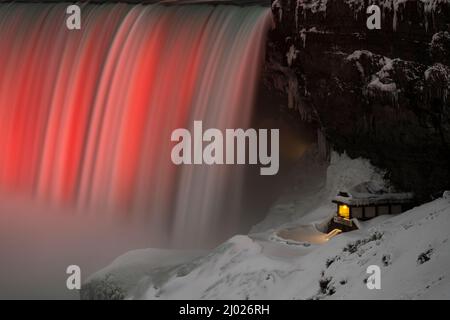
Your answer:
0;2;271;246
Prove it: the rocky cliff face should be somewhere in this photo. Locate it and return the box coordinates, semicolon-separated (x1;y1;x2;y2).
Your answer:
265;0;450;200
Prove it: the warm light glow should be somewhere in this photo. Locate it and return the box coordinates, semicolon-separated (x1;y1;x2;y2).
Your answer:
326;228;342;240
338;204;350;219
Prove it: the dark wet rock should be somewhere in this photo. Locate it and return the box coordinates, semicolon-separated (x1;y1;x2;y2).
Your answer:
266;0;450;200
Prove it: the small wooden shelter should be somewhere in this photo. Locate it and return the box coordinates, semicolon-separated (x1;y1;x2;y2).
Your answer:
331;181;414;231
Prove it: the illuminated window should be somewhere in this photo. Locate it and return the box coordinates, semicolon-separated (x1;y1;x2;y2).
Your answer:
338;204;350;219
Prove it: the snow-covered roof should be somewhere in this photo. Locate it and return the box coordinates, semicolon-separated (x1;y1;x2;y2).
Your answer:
333;181;414;206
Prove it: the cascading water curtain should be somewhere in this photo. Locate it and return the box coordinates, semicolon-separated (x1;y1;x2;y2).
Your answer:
0;2;272;246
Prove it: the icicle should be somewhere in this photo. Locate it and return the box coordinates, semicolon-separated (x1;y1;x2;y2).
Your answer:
287;75;299;111
286;44;298;66
393;3;398;32
300;28;307;48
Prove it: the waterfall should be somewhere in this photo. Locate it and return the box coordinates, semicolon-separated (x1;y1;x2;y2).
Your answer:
0;2;272;246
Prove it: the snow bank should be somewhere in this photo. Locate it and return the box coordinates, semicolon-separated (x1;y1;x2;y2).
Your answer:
81;248;204;299
83;151;450;299
316;198;450;299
